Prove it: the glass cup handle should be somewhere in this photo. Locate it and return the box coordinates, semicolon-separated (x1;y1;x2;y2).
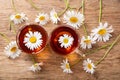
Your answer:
75;48;86;58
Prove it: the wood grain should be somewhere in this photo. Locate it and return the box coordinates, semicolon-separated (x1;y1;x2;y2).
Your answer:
0;0;120;80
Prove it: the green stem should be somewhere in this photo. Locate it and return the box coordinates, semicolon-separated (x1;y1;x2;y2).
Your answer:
10;21;16;34
58;0;69;17
99;0;102;23
77;4;82;12
28;0;40;10
82;0;84;15
30;54;36;64
0;32;10;43
82;0;88;37
11;0;18;12
95;34;120;66
85;44;111;56
71;43;112;67
70;37;119;67
82;24;88;37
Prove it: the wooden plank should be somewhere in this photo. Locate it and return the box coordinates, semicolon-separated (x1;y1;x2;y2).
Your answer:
0;0;120;80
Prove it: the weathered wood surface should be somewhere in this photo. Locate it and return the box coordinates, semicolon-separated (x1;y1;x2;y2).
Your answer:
0;0;120;80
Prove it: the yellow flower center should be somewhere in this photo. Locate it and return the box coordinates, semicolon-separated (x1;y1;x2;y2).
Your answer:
34;63;38;67
29;36;37;43
15;14;21;19
87;63;92;69
63;38;69;44
84;39;91;44
98;29;106;35
39;16;45;21
66;63;70;69
70;17;78;23
10;47;17;52
54;13;58;18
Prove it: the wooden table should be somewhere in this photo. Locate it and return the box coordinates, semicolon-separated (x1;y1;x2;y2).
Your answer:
0;0;120;80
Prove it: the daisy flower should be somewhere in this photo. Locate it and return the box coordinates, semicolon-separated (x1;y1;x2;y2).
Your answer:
63;10;84;29
80;36;96;49
23;31;43;51
61;58;73;73
10;13;28;24
83;58;96;74
4;41;21;59
58;34;74;48
29;62;43;72
35;13;49;25
50;8;60;24
91;22;114;42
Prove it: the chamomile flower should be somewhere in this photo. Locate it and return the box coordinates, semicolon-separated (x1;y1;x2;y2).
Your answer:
58;34;74;48
29;62;43;72
63;10;84;29
23;31;43;50
10;13;28;24
83;58;96;74
80;36;96;49
4;41;21;59
35;13;49;25
50;8;60;24
61;58;73;73
91;22;114;42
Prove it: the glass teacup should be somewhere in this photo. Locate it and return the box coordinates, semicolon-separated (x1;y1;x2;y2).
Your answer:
16;24;48;54
50;25;80;55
